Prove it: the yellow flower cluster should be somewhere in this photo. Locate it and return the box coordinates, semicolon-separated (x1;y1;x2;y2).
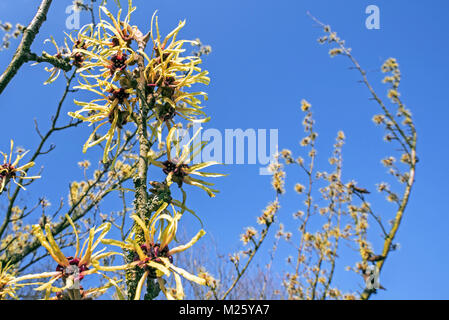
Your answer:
62;5;212;164
97;203;207;300
0;140;40;194
0;262;17;299
10;0;224;301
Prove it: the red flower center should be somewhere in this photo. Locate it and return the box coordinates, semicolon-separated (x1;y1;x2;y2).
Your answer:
161;159;189;187
158;102;176;122
0;163;16;180
109;52;128;74
108;88;130;105
136;243;173;265
72;52;85;67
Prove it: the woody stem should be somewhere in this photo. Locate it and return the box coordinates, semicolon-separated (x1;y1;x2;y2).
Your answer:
126;30;161;300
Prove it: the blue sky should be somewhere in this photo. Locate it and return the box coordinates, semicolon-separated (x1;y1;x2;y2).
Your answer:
0;0;448;299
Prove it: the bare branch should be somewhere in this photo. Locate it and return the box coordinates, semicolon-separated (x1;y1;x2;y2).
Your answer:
0;0;71;94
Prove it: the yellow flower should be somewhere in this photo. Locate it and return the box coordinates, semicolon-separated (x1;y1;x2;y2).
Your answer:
381;58;399;73
387;89;400;100
98;203;207;300
145;13;211;132
78;160;91;169
294;183;306;194
98;3;138;47
240;227;257;245
0;262;17;300
11;215;112;298
69;79;135;163
149;127;225;197
0;140;40;194
38;25;95;84
73;4;137;80
39;37;66;85
372;114;385;125
329;48;343;57
300;99;311;112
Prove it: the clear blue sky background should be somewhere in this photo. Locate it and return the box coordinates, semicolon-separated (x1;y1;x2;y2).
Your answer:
0;0;448;299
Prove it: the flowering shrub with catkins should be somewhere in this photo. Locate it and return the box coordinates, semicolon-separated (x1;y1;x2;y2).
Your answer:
180;17;417;301
0;1;417;302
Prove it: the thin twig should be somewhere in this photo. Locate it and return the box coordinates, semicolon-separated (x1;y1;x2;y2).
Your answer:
0;0;72;94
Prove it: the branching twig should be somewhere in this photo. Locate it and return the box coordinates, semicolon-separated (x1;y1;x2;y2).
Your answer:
0;0;73;94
